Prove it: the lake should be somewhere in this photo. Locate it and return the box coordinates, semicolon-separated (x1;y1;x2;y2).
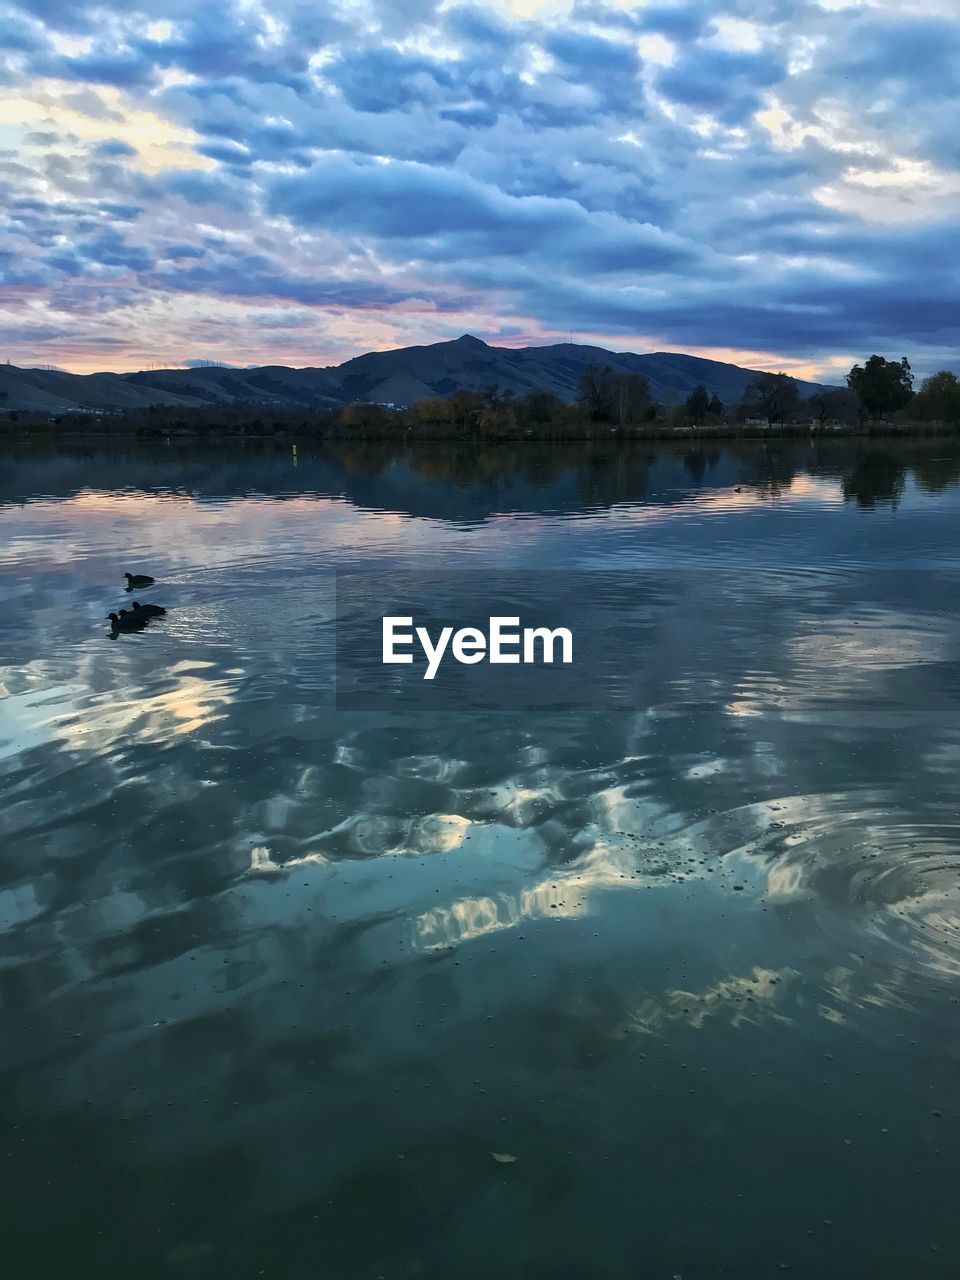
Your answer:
2;435;960;1280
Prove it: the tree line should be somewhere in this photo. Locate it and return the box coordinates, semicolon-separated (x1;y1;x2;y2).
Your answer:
339;355;960;431
731;357;960;426
5;354;959;439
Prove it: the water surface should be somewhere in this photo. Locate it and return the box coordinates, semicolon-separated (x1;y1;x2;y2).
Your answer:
2;437;960;1279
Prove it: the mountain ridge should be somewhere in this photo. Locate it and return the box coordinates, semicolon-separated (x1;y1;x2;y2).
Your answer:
0;334;838;414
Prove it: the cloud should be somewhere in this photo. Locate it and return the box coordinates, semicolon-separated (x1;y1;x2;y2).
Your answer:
269;154;697;279
41;49;160;88
97;200;142;219
656;46;785;122
324;47;457;114
443;4;517;49
60;87;125;120
545;28;640;75
76;227;153;271
93;139;138;157
0;0;957;377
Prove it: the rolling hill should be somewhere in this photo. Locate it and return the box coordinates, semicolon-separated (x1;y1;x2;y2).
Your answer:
0;335;836;414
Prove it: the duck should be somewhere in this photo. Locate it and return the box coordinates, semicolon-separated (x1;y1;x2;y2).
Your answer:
124;572;155;589
131;600;166;617
107;610;145;630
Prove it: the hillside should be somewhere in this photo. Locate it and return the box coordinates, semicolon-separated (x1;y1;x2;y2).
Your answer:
0;335;836;414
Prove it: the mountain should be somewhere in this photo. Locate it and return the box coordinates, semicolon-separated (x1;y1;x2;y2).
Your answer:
0;335;837;413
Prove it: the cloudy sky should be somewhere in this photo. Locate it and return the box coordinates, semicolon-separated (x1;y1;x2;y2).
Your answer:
1;0;958;377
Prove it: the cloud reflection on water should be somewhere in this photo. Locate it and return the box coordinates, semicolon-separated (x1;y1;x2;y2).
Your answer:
2;439;960;1277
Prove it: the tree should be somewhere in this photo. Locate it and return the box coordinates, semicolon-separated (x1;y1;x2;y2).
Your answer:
743;372;800;425
577;364;651;424
412;397;456;425
685;385;710;425
478;403;517;433
612;372;651;425
846;355;914;419
808;387;859;426
518;389;566;425
449;388;485;428
577;363;616;422
481;383;515;412
707;393;723;417
912;370;960;422
339;402;392;429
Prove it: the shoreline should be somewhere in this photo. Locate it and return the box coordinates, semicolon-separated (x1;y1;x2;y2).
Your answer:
3;421;959;445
